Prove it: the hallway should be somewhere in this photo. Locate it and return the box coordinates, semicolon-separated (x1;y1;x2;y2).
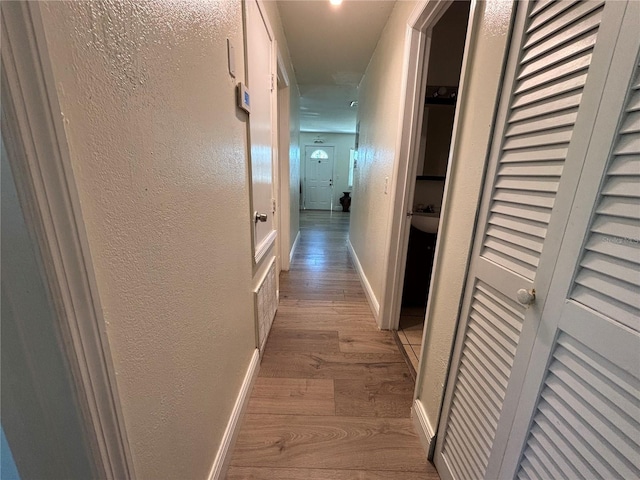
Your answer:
227;211;438;479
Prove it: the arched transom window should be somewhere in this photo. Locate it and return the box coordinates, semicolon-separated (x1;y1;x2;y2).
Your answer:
310;149;329;159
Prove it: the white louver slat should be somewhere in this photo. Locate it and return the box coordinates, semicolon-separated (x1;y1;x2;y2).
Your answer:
517;333;640;480
440;2;607;478
482;0;605;280
571;64;640;332
435;2;635;480
498;5;640;476
442;282;525;479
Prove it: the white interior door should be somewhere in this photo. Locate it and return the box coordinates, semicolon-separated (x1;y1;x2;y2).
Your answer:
499;13;640;477
246;0;275;257
434;2;631;479
304;146;334;210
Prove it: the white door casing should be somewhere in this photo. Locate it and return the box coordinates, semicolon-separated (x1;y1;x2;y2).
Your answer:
304;145;334;210
1;3;134;477
246;0;276;262
434;1;632;479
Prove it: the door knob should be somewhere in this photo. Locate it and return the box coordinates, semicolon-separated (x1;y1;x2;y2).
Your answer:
254;212;268;223
517;288;536;305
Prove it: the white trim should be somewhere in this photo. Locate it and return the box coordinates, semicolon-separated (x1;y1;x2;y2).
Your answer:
207;349;260;480
380;0;478;333
255;0;275;41
1;3;134;478
414;1;480;403
411;399;436;459
379;0;457;331
347;239;380;321
254;229;277;264
276;52;290;88
289;230;301;265
277;49;292;272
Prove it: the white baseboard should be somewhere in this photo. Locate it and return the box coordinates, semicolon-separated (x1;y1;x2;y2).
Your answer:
347;239;380;320
412;399;436;460
207;348;260;480
289;230;301;265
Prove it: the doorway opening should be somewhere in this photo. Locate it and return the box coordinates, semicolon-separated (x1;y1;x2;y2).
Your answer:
303;145;335;210
300;133;357;213
395;1;471;375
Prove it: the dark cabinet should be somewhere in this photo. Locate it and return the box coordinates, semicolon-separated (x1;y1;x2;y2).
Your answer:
401;227;437;307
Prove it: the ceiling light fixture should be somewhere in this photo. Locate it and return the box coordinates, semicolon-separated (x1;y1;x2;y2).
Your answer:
330;0;343;6
349;100;358;107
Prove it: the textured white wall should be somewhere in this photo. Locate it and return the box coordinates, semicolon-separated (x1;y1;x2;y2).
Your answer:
38;1;256;478
300;133;355;209
350;0;417;305
417;0;515;435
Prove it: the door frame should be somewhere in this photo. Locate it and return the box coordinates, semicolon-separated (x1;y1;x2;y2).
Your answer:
1;3;134;478
277;52;292;272
381;0;464;332
380;0;495;456
303;144;336;211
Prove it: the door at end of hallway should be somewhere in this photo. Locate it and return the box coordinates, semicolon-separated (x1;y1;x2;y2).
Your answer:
304;145;334;210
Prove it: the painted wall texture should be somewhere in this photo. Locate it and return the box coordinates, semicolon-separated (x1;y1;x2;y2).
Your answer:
38;1;256;478
300;132;355;209
417;0;514;434
350;0;417;308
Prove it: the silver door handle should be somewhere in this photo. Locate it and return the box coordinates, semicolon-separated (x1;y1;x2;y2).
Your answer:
254;212;268;223
517;288;536;305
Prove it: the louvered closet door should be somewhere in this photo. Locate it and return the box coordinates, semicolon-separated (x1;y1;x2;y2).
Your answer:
498;7;640;478
433;2;629;479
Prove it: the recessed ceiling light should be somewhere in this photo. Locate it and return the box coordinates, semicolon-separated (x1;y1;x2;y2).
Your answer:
330;0;343;5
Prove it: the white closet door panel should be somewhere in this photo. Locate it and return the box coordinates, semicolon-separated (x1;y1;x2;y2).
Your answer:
442;280;526;479
480;0;606;282
516;303;640;480
570;65;640;331
498;5;640;476
435;1;629;479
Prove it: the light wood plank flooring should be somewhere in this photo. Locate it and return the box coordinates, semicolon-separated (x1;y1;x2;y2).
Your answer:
227;211;439;480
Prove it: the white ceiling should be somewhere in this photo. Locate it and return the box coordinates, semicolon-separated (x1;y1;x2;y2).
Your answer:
277;0;397;134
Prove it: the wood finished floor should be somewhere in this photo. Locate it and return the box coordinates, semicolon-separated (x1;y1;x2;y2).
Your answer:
227;211;439;480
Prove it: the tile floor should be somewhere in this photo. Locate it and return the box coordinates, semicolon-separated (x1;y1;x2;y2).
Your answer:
398;307;426;374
